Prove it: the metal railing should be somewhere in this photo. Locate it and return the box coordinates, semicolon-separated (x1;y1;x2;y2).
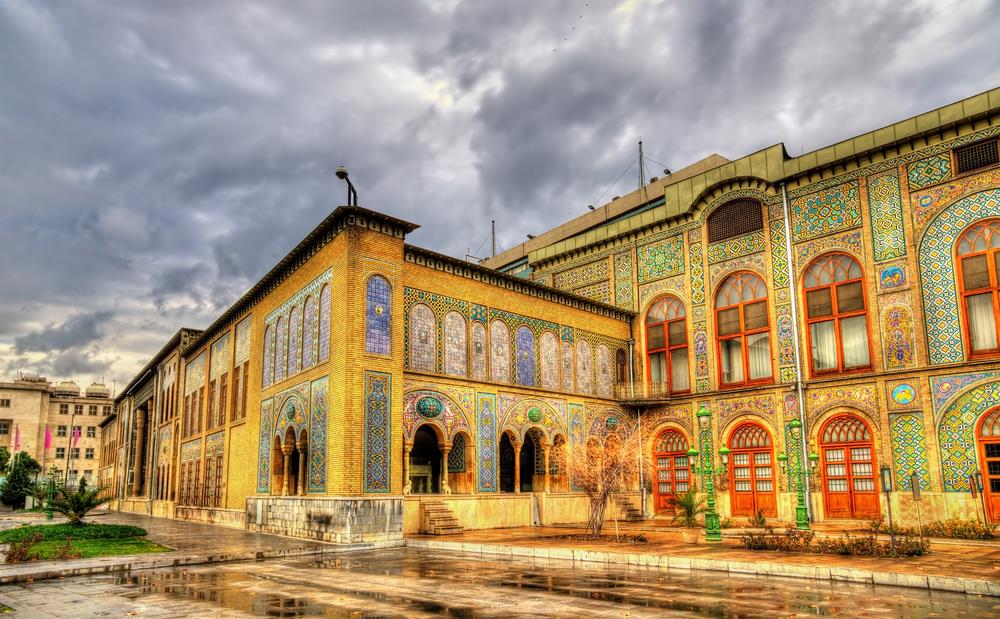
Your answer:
613;381;676;402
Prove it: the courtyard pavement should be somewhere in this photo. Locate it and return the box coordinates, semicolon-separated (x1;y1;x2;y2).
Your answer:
2;547;998;617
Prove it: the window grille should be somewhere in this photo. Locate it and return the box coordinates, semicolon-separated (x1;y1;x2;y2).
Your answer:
707;199;763;243
955;139;999;174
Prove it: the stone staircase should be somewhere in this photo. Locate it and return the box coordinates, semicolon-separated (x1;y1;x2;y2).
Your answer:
616;496;645;522
420;499;464;535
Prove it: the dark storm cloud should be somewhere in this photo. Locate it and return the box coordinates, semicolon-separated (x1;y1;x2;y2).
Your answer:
1;0;999;386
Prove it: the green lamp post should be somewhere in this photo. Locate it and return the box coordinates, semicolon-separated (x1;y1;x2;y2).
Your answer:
777;419;820;530
688;405;722;542
45;464;58;520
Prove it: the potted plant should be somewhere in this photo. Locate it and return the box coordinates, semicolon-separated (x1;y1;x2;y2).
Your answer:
668;489;707;543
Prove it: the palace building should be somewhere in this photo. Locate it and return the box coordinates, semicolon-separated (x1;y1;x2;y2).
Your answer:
105;87;1000;543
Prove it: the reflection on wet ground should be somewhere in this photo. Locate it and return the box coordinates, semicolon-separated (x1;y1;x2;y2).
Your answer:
2;548;998;617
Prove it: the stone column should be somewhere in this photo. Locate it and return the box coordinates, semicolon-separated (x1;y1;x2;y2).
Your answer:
402;442;413;495
513;441;522;494
297;441;308;496
441;443;452;495
281;442;293;496
543;445;551;494
132;409;146;496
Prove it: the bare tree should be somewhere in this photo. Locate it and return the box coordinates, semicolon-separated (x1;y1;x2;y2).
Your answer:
568;421;649;536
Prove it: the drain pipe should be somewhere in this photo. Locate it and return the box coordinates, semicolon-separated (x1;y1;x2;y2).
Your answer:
781;183;813;520
628;337;646;516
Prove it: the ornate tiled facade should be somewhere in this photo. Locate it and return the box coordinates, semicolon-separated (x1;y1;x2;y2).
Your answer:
790;182;861;241
866;170;906;262
637;235;684;283
889;413;931;491
363;371;391;493
907;153;951;190
706;231;766;264
614;251;634;310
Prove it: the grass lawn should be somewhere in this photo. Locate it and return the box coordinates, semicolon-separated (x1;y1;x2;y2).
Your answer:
30;538;171;560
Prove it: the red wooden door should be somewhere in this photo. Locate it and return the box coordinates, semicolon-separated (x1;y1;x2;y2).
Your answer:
728;423;776;518
820;415;879;519
653;429;690;511
978;409;1000;522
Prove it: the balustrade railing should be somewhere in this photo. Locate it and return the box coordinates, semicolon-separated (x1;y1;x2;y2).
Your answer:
613;381;674;401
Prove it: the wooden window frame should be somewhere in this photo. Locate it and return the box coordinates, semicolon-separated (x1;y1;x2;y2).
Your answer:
714;272;774;389
644;296;690;395
802;253;874;377
957;220;1000;359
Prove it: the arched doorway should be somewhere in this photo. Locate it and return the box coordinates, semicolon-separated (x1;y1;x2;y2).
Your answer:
520;430;540;492
977;408;1000;521
550;435;568;492
820;415;878;519
409;425;442;494
727;422;776;517
447;432;475;494
499;432;516;493
652;428;690;512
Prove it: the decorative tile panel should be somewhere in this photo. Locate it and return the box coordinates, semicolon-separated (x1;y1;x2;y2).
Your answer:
694;325;709;379
890;413;931;491
402;384;473;440
717;395;775;433
906;153;951;190
867;170;906;262
365;275;392;355
596;344;612;398
885;380;920;413
638;275;684;309
263;270;332;384
258;397;273;493
573;280;612;304
637;235;684;283
287;305;301;377
180;439;202;463
930;371;1000;418
409;304;436;372
709;252;766;288
471;322;487;381
185;352;206;394
576;339;593;394
309;377;328;492
882;304;915;370
363;371;391;493
553;258;609;289
790;181;862;241
515;326;536;387
912;168;1000;235
476;393;498;492
777;304;794;370
274;317;287;384
205;431;225;457
444;311;468;376
937;379;1000;491
318;284;331;362
263;326;274;388
877;264;908;293
234;317;251;365
794;229;864;270
806;384;880;429
561;341;574;392
210;334;230;380
490;320;511;383
689;240;705;305
918;188;1000;364
541;331;559;390
769;218;789;288
614;251;634;310
707;231;765;264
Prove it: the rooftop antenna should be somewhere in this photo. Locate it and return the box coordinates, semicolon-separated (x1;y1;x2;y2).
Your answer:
638;139;648;205
334;165;358;206
491;220;496;257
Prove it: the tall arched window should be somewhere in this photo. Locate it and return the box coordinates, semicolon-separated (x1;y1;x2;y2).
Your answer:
615;349;628;386
490;320;511;383
287;306;301;377
715;273;772;386
274;316;287;383
444;311;467;376
516;326;535;387
957;220;1000;356
365;276;391;355
471;322;487;381
596;344;613;398
262;325;274;388
561;341;574;392
318;285;331;362
410;304;436;373
803;253;871;374
576;339;593;394
540;332;559;390
302;295;316;368
645;296;689;393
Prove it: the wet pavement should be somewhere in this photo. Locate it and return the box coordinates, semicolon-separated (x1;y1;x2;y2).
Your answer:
1;548;997;618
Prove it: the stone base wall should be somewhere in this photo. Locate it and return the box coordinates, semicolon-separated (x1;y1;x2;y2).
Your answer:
246;495;404;545
176;506;244;528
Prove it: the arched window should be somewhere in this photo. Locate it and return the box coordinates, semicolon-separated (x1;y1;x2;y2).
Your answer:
318;285;331;362
516;326;535;387
444;311;467;376
262;325;273;388
490;320;511;383
596;345;612;398
957;220;1000;356
820;415;878;519
727;422;776;517
540;332;559;390
707;199;763;243
576;339;593;394
561;341;574;392
365;276;391;355
410;304;436;373
645;296;689;393
471;322;487;381
715;273;772;386
653;429;689;511
274;316;287;383
302;296;316;368
615;349;628;386
803;253;871;374
287;306;301;377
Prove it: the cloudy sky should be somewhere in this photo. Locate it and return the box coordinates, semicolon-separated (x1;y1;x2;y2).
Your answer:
1;0;998;391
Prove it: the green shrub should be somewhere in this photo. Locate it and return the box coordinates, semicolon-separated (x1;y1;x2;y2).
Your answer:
0;523;147;543
816;532;929;557
3;533;42;563
868;515;996;540
51;538;82;561
747;510;767;528
740;526;814;552
719;517;735;529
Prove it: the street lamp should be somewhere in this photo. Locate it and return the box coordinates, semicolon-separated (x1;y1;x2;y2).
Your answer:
335;165;358;206
880;464;896;556
777;419;819;530
688;405;721;542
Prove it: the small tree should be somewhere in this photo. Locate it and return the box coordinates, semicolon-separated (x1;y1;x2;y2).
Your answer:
568;421;648;536
0;447;10;474
668;489;707;528
0;452;41;509
49;482;111;525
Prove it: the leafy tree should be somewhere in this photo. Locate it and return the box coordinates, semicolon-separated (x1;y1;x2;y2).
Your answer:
0;452;42;509
50;483;111;525
0;447;10;474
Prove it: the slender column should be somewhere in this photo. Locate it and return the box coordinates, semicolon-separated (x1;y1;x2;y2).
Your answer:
543;445;551;494
513;441;522;494
297;441;307;495
441;443;452;495
281;442;293;496
132;409;147;495
402;442;413;495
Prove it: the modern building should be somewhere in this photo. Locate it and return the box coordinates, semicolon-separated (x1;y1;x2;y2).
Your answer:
104;87;1000;543
0;374;112;484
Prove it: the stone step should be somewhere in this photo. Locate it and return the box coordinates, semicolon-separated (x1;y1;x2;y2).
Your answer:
420;500;464;536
